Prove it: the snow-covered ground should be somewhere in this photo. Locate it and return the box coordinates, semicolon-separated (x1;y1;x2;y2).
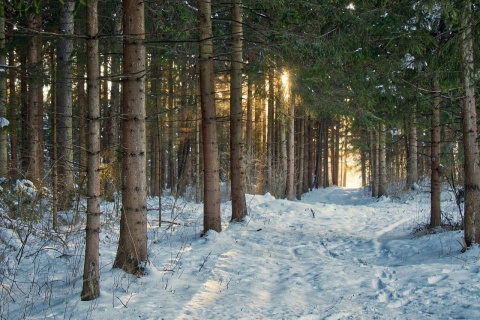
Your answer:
1;186;479;319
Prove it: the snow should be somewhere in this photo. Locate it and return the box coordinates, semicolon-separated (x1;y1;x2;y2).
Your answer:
0;117;9;128
1;186;480;319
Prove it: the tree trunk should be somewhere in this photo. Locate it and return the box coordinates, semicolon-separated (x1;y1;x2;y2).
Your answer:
342;129;348;187
430;74;442;228
323;120;329;188
81;0;101;300
56;0;75;209
461;0;480;246
20;52;28;176
76;21;87;179
360;137;367;188
371;130;379;197
230;1;247;220
245;75;253;193
26;12;43;183
307;117;314;190
113;0;148;273
51;46;58;230
335;121;341;186
277;69;287;198
8;38;18;179
195;99;202;203
378;124;387;197
314;121;323;189
296;117;304;199
330;122;337;186
199;0;221;233
304;117;311;191
406;107;418;188
286;91;295;200
0;1;7;177
167;59;176;191
267;67;275;192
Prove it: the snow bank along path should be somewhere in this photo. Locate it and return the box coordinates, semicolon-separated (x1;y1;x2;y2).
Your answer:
83;188;480;319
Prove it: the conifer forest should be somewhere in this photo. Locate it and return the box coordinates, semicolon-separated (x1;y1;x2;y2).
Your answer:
1;0;480;318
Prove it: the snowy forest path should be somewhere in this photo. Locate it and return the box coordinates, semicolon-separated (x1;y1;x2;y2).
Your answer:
172;188;420;319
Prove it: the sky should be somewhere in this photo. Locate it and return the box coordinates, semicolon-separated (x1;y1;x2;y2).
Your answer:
1;184;479;319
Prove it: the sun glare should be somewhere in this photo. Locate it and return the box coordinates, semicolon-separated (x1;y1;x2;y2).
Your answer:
281;70;290;100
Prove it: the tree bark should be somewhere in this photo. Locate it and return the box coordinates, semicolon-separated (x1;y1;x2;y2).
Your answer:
307;117;314;190
245;75;253;193
230;1;247;221
267;67;275;192
378;124;387;197
7;36;18;179
286;91;295;200
20;52;28;176
360;137;367;187
26;12;43;183
323;120;329;188
81;0;101;300
76;21;87;179
371;130;379;197
0;0;7;177
277;69;287;197
296;117;304;199
460;0;480;246
406;106;418;188
314;121;323;189
430;74;442;228
56;0;75;209
113;0;148;273
199;0;221;233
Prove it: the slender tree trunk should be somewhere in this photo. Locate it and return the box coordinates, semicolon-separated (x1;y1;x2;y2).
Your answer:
371;130;379;197
406;107;418;188
267;67;275;192
360;137;367;187
461;0;480;246
286;91;295;200
167;59;176;191
51;46;58;230
302;117;309;192
335;122;341;186
314;121;323;189
76;22;87;178
307;117;314;190
255;78;266;194
323;120;329;188
195;99;201;203
230;1;247;220
378;124;387;197
81;0;101;300
0;0;7;177
330;122;336;186
430;74;442;227
8;40;18;179
56;0;75;209
277;69;287;197
245;74;253;193
296;117;304;199
199;0;221;233
27;12;43;183
20;52;28;176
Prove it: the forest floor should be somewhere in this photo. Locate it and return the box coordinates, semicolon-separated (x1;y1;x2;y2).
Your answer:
1;184;480;319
